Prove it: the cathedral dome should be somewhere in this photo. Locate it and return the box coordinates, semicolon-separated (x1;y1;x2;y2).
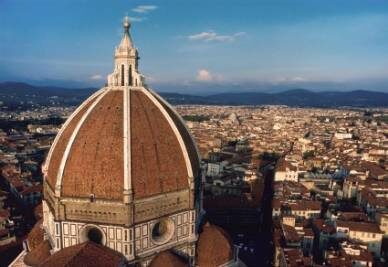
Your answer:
9;17;247;267
43;86;199;201
33;17;203;266
42;17;200;203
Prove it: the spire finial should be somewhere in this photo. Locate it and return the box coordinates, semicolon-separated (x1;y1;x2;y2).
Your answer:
123;16;130;34
107;16;142;87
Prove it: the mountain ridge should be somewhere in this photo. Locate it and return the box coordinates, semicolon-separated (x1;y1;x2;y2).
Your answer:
0;82;387;108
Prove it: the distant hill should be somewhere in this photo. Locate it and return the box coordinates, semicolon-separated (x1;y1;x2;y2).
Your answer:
204;89;388;107
0;82;96;109
0;82;96;96
0;82;387;108
163;89;388;107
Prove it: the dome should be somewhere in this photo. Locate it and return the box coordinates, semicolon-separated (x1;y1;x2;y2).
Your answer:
24;240;51;266
43;87;199;201
149;250;189;267
27;219;44;250
197;223;234;267
39;241;125;267
42;17;200;203
36;17;202;266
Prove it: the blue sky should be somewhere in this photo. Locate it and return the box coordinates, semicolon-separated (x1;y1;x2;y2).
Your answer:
1;0;388;93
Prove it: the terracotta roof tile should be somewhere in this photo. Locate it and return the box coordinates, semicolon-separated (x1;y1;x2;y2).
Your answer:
27;219;44;251
336;220;383;234
131;90;189;199
24;239;51;266
151;91;200;178
149;250;189;267
39;241;125;267
197;223;234;267
46;92;101;189
45;87;199;202
61;90;124;200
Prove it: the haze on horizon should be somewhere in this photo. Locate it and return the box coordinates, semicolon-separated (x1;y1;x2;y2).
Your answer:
1;0;388;94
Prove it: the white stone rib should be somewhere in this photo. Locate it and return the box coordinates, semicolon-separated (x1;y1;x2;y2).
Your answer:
148;88;202;163
123;86;132;199
54;88;110;197
43;88;105;176
139;87;194;179
147;88;201;189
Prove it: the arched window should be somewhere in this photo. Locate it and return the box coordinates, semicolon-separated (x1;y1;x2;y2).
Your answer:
121;64;125;86
128;65;132;86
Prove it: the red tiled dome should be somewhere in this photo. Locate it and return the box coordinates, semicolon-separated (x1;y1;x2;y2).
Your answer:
27;219;44;251
149;250;189;267
39;241;124;267
24;239;51;266
43;87;199;201
197;223;234;267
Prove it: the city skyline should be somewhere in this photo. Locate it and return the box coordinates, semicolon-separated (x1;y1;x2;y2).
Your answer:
1;0;388;93
0;5;387;266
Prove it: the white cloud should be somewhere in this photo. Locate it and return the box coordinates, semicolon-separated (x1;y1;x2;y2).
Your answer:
290;76;306;82
196;69;223;82
188;31;246;42
271;76;308;84
90;74;103;80
197;69;212;81
132;5;158;14
128;16;146;22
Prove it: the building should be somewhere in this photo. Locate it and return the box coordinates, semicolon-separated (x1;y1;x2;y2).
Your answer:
10;17;245;267
376;212;388;235
335;220;384;257
206;162;224;177
326;242;373;267
334;132;353;140
274;158;299;182
273;199;321;220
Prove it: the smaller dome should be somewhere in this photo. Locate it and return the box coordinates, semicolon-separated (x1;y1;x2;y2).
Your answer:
27;219;44;250
40;241;124;267
149;250;189;267
24;239;51;266
197;223;234;267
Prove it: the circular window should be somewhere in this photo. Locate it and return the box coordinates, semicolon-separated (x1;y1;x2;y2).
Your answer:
79;225;106;245
151;218;174;245
87;228;103;244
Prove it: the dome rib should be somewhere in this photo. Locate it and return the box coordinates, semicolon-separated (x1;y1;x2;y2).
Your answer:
61;89;124;200
149;89;201;179
45;86;199;202
56;89;110;197
44;88;105;190
141;88;194;179
130;88;193;199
